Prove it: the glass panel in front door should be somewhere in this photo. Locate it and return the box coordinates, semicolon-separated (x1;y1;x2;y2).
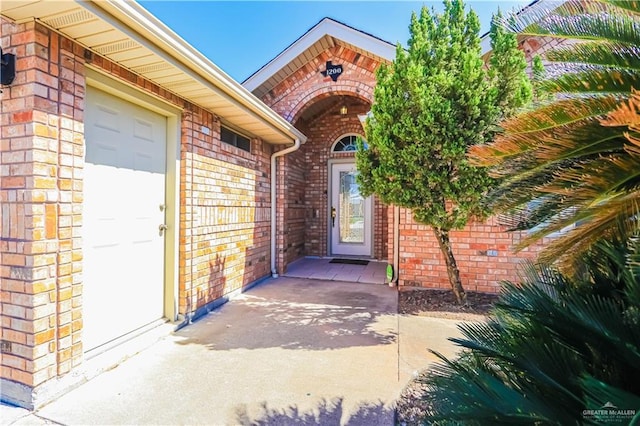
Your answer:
339;171;365;244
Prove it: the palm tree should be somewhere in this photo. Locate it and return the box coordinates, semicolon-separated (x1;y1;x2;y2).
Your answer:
404;235;640;425
469;0;640;270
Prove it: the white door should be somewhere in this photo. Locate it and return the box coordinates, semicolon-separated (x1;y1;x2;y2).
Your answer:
83;87;167;351
330;162;372;257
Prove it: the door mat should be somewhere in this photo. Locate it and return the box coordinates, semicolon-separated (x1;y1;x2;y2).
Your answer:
329;258;369;265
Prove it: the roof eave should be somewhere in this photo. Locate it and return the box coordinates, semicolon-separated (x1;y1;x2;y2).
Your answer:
86;0;306;145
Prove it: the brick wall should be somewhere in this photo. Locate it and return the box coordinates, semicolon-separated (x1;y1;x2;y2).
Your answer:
396;210;545;293
1;17;274;406
180;110;272;317
276;146;306;271
261;45;388;268
261;46;378;123
1;19;85;404
260;32;563;290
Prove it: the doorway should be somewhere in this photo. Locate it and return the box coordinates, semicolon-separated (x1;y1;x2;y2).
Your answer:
329;162;373;257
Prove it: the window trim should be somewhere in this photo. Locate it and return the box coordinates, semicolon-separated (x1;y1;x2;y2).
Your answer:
331;133;366;153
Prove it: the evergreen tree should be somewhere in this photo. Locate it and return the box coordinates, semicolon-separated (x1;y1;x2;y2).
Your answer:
356;0;531;304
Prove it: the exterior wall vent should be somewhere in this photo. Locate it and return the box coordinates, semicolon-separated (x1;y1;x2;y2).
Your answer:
43;9;94;29
94;39;140;55
134;63;173;74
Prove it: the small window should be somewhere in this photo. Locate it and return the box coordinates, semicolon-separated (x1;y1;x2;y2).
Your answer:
333;135;366;152
221;126;251;152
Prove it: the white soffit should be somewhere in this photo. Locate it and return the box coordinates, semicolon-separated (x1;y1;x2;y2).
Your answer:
1;0;306;145
243;17;396;99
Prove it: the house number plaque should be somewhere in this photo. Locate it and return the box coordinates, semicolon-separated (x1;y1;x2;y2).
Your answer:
320;61;343;82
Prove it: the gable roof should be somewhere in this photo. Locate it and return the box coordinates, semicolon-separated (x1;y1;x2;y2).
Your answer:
1;0;306;145
243;17;396;99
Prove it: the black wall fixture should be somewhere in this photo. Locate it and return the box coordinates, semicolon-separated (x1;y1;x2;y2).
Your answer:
1;48;17;86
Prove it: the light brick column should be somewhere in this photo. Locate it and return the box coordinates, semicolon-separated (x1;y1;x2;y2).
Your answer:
1;18;84;407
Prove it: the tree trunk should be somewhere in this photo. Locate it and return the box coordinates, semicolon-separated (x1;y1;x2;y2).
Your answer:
432;227;467;305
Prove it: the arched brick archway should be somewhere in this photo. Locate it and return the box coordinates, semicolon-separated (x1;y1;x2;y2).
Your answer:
257;44;386;272
287;82;373;124
276;90;385;268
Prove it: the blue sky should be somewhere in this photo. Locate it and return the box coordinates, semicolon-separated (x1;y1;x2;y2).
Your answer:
139;1;532;83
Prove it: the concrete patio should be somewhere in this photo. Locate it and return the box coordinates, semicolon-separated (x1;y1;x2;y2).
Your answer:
284;257;389;284
2;277;468;425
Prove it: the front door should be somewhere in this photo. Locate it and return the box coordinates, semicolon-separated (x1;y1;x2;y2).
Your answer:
330;162;372;257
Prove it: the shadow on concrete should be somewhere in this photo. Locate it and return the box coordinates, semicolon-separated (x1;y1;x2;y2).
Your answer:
235;397;394;426
173;278;397;351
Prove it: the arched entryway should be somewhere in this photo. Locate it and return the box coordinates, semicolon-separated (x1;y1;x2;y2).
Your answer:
243;17;395;273
282;93;387;265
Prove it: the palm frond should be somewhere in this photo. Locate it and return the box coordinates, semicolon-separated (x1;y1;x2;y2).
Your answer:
422;351;570;424
472;0;640;262
416;250;640;424
542;68;640;94
596;0;640;17
507;1;640;46
545;42;640;71
581;375;640;423
602;87;640;129
531;196;640;268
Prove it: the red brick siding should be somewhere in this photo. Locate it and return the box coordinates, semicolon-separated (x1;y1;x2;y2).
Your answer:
260;46;387;269
521;35;571;68
179;111;272;315
1;17;273;405
1;20;84;391
277;147;306;270
263;46;378;122
397;210;545;293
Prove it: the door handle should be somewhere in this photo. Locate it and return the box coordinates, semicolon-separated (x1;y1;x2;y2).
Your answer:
331;207;336;227
158;224;168;236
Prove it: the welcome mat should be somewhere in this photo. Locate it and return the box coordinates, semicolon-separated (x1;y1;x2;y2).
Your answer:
329;258;369;265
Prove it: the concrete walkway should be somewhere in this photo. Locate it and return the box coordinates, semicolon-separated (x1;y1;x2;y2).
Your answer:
284;257;389;284
2;277;468;426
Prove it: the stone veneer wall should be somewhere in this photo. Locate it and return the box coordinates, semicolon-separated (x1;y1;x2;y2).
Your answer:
1;17;273;407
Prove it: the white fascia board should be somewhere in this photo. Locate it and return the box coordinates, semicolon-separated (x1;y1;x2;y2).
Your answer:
243;18;396;92
80;0;306;144
320;19;396;61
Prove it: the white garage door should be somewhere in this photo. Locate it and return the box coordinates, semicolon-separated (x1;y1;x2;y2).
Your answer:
83;86;167;352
